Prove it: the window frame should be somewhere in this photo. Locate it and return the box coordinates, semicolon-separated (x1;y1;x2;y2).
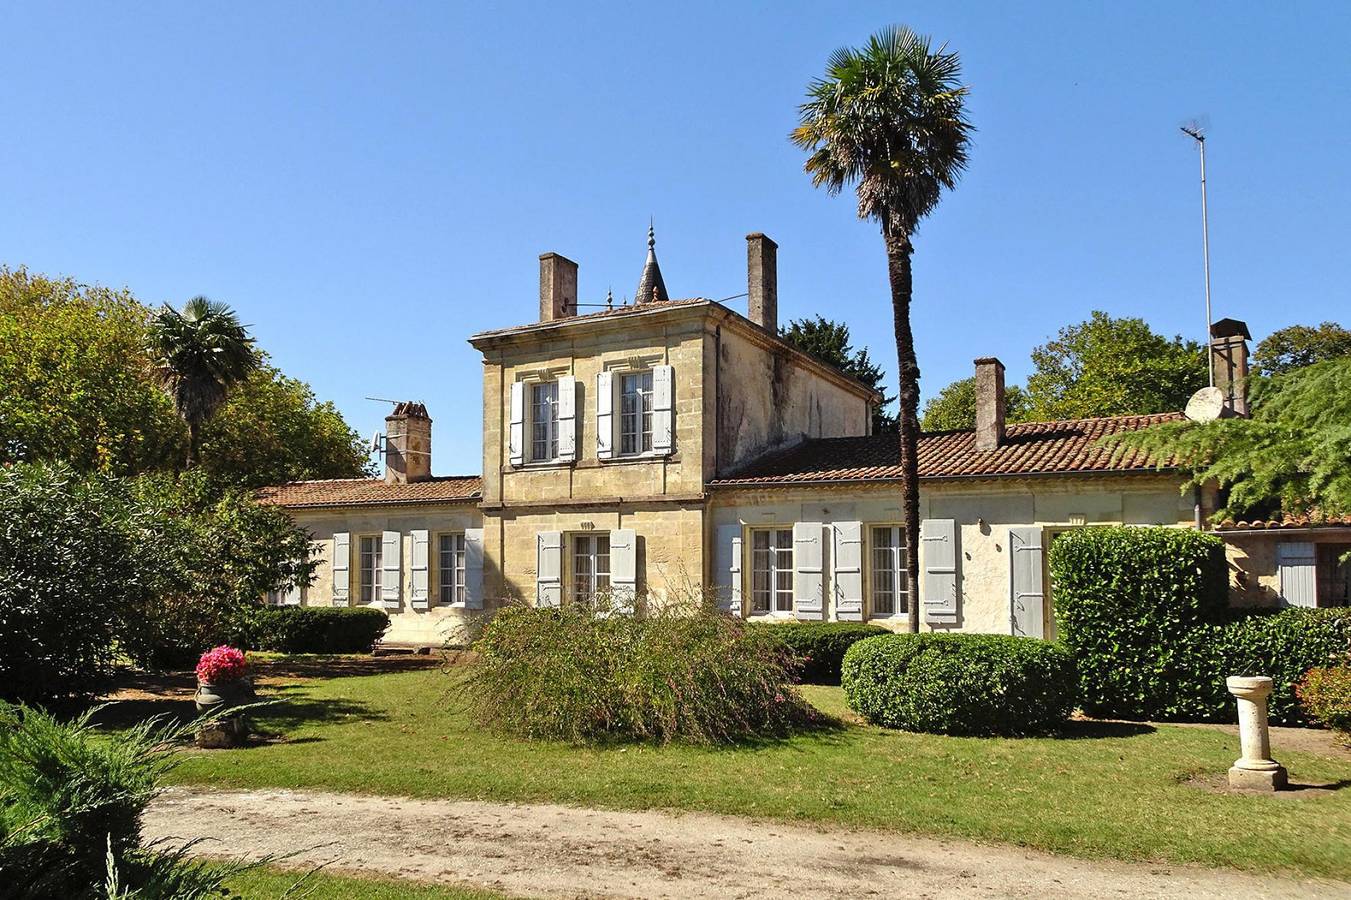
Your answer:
749;527;794;615
358;534;383;605
618;370;654;457
571;532;612;603
867;524;910;618
529;380;560;463
437;531;468;606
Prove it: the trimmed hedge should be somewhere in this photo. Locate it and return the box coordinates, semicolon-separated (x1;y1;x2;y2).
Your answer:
841;633;1077;736
231;606;389;654
754;622;889;684
1210;608;1351;724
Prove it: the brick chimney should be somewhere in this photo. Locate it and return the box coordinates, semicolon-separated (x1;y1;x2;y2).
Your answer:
539;252;578;322
746;233;778;333
974;357;1005;451
1210;318;1252;417
385;402;432;484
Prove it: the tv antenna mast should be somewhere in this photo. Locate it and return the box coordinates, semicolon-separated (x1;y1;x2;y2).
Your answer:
1180;122;1214;387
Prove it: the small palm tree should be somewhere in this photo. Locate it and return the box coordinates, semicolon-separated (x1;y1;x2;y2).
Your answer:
147;296;257;468
793;26;972;633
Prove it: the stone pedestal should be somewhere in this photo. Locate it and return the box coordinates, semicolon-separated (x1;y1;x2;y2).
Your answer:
1226;676;1287;791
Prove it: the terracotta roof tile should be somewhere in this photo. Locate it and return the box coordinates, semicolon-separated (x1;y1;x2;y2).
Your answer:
257;476;482;509
470;298;710;340
709;413;1184;487
1216;515;1351;531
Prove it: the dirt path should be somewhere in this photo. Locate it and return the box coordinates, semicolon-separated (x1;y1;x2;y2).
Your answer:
145;787;1349;899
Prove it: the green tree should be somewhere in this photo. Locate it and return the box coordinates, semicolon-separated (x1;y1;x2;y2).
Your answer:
921;377;1029;432
780;316;896;430
1252;321;1351;376
793;25;972;633
1024;311;1206;421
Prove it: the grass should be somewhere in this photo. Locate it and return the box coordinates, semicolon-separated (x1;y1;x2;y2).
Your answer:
152;667;1351;880
225;865;505;898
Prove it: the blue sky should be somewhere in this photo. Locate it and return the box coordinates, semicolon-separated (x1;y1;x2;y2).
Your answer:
4;2;1349;475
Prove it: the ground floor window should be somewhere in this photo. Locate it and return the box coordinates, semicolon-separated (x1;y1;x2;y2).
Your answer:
1318;544;1351;607
573;533;610;602
439;533;466;604
359;535;382;603
751;528;793;613
870;526;908;616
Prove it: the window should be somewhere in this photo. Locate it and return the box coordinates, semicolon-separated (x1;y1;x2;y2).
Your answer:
439;533;467;605
1318;544;1351;607
870;526;909;616
619;371;653;455
751;528;793;614
573;533;611;602
531;381;559;461
359;535;383;603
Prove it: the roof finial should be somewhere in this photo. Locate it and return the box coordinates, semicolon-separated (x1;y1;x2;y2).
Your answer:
635;219;669;305
648;218;655;250
606;287;614;310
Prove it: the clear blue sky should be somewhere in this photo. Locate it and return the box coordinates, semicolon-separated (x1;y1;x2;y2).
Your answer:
4;2;1349;475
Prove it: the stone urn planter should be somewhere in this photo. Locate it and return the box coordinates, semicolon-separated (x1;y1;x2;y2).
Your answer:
194;646;255;749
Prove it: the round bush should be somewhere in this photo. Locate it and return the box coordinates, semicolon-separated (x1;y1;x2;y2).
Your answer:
842;633;1077;736
753;621;889;684
1298;666;1351;740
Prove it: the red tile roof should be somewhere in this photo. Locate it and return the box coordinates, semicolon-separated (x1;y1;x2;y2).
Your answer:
709;413;1184;487
469;297;710;340
257;476;482;509
1216;515;1351;531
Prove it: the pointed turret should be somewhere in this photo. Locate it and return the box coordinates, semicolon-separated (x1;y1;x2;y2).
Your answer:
634;223;669;304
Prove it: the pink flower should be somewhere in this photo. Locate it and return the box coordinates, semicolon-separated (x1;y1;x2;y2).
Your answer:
196;646;248;684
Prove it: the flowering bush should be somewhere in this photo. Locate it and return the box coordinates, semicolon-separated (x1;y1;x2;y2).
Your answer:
1298;666;1351;742
195;645;247;684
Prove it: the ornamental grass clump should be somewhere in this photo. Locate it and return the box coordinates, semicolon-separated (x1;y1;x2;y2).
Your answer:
466;595;813;745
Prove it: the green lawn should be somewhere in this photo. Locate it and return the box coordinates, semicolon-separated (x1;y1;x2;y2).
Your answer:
225;865;504;899
158;667;1351;880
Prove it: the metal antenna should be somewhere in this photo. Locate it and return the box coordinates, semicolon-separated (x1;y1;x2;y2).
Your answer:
1181;123;1215;387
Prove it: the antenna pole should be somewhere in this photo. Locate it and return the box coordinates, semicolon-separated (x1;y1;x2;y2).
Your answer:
1182;126;1215;387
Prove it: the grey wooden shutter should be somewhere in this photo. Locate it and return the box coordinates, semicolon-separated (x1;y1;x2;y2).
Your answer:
464;528;485;610
508;381;525;466
922;518;959;626
381;530;401;607
331;532;350;606
595;371;614;459
832;521;864;621
793;521;825;620
557;375;577;462
715;523;744;617
410;529;430;609
536;531;563;607
609;528;637;613
651;364;674;455
1009;526;1045;638
1277;541;1317;607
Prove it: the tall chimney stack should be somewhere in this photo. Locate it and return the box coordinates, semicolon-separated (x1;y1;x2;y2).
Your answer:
1210;318;1252;417
974;357;1006;451
746;233;778;333
385;402;432;484
539;252;578;322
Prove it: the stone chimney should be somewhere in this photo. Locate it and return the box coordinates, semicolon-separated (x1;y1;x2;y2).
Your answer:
1210;318;1252;417
746;232;778;333
384;402;432;484
974;357;1006;451
539;252;578;322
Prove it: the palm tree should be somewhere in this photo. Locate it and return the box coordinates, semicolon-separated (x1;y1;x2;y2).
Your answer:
793;26;972;633
147;296;258;468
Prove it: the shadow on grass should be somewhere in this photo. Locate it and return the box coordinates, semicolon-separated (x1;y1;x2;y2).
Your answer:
1055;719;1157;740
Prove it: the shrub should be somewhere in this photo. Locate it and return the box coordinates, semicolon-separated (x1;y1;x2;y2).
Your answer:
1215;608;1351;725
841;633;1077;736
1298;666;1351;740
231;606;389;654
467;598;813;744
753;621;889;684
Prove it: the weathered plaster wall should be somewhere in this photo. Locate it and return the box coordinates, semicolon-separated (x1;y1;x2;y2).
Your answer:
1222;531;1351;608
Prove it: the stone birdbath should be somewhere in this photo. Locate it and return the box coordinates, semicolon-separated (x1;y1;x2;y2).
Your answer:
1226;675;1288;791
194;645;256;749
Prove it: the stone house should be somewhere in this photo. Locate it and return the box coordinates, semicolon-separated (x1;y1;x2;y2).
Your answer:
258;232;1349;646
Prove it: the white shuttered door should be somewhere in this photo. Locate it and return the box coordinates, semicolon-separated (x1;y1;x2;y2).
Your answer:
331;532;350;606
716;523;744;617
832;521;864;621
410;529;430;609
922;519;959;625
381;530;402;607
557;375;577;462
651;364;674;455
793;522;825;620
595;371;614;460
508;381;525;466
464;528;485;609
610;528;637;612
1009;526;1045;638
1277;542;1317;608
537;531;563;608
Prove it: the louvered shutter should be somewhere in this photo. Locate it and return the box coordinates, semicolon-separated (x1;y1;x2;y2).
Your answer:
922;518;959;625
609;528;637;613
716;523;744;617
536;531;563;608
1009;526;1045;638
557;375;577;462
1277;542;1317;608
595;371;614;460
832;521;864;621
381;530;401;607
410;529;430;609
331;532;350;606
793;521;825;621
651;364;674;455
464;528;485;610
508;381;525;467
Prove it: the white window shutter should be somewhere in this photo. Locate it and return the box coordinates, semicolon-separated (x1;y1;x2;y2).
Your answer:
463;528;485;610
282;582;302;606
536;531;563;608
508;381;525;467
651;364;674;455
715;523;744;617
410;529;429;609
793;521;824;620
381;530;401;608
557;375;577;462
922;518;959;625
1277;542;1317;608
610;528;637;613
1009;526;1045;638
331;532;350;606
832;521;863;621
595;371;613;460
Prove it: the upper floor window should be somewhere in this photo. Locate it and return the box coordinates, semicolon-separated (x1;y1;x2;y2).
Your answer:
531;381;559;462
359;535;383;604
750;528;793;614
573;533;611;603
870;526;909;616
619;371;653;455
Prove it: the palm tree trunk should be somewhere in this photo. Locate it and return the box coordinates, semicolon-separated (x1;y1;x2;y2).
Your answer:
186;419;200;469
884;228;922;634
